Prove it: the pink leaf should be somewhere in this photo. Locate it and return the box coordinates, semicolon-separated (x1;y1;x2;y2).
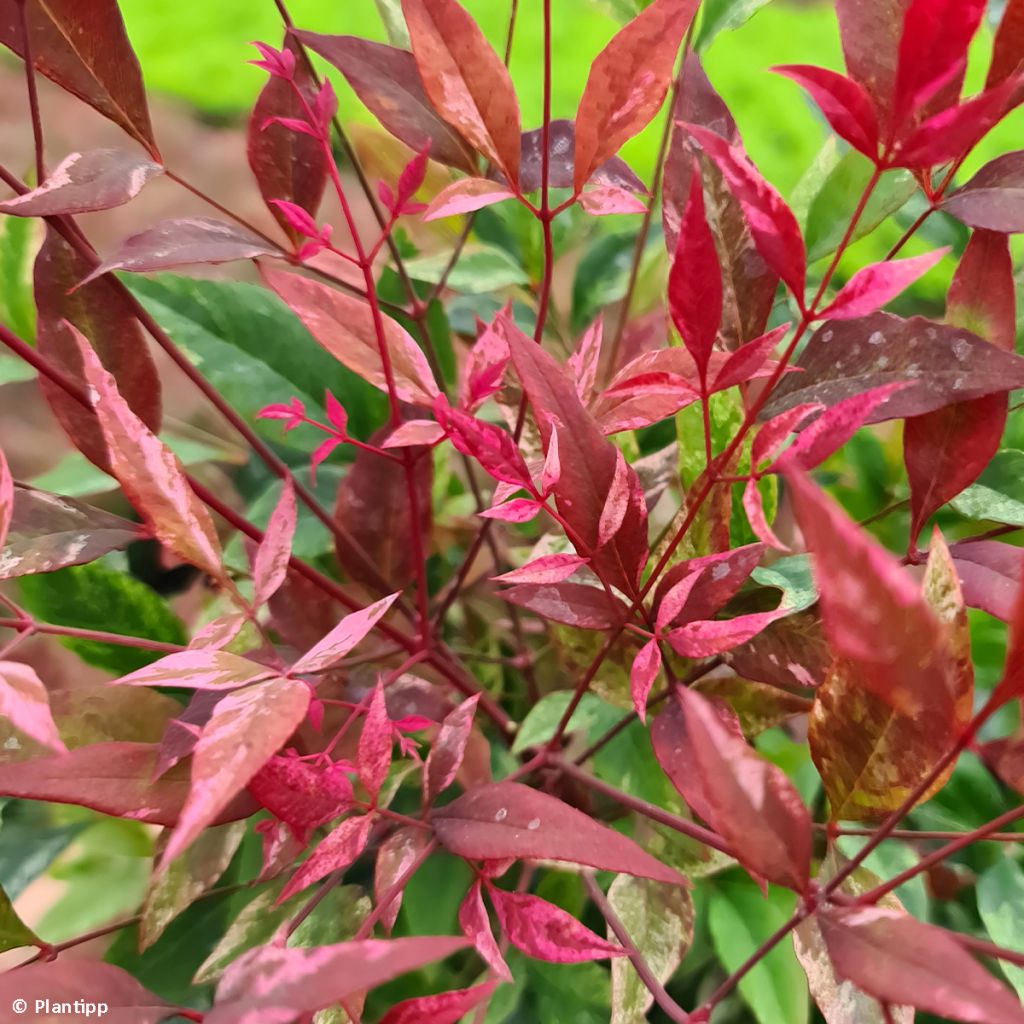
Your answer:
668;165;722;382
250;41;296;79
276;814;373;903
252;479;296;607
381;982;498;1024
577;185;647;216
655;571;704;632
773;383;908;471
667;609;785;658
375;827;431;933
462;320;510;411
686;124;807;303
205;937;469;1024
394;144;431;213
435;400;532;487
654;688;812;891
489;887;624;963
0;960;173;1024
492;554;588;586
292;594;401;674
479;497;542;523
573;0;701;192
569;316;603;404
598;450;633;548
752;404;824;468
163;677;310;865
69;326;227;586
653;544;766;625
267;198;323;240
424;695;480;804
630;639;663;722
819;250;947;320
540;424;561;495
423;178;516;220
359;680;393;801
0;447;11;552
460;880;512;980
743;477;790;551
501;582;629;630
262;266;440;405
248;756;353;842
0;660;66;753
113;650;272;692
819;906;1024;1024
0;148;162;217
432;781;684;884
383;419;446;448
773;65;879;157
950;540;1022;622
710;324;790;394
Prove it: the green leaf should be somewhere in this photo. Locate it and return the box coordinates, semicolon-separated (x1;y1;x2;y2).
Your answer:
836;836;929;921
609;876;694;1024
404;247;528;294
696;0;773;51
399;849;471;940
0;881;39;952
0;356;36;385
0;806;84;899
513;691;624;754
804;153;916;263
529;959;610;1024
126;274;385;440
289;884;370;947
951;449;1024;527
707;874;808;1024
0;213;39;341
752;555;817;612
193;886;286;984
374;0;410;46
977;859;1024;1000
18;562;187;675
571;231;637;333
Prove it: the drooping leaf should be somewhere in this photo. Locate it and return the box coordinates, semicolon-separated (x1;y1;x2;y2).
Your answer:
0;659;66;753
262;265;440;405
34;227;161;472
402;0;521;185
375;827;431;934
432;782;683;884
762;313;1024;422
941;150;1024;232
0;0;158;156
950;540;1022;622
162;676;310;865
296;32;475;172
573;0;700;192
819;906;1024;1024
0;484;141;580
459;878;511;980
0;149;162;217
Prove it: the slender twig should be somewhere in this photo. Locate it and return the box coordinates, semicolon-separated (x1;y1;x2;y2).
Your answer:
0;617;186;654
16;0;45;184
818;824;1024;843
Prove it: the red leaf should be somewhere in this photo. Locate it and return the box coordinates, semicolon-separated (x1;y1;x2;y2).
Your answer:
819;906;1024;1024
292;594;401;675
686;124;806;303
0;148;162;217
262;265;440;405
668;166;722;382
423;178;516;220
630;639;662;722
114;650;272;692
773;383;908;472
479;497;542;523
0;660;66;753
375;827;430;933
252;479;296;607
947;229;1017;353
295;32;476;172
402;0;522;186
381;983;497;1024
501;582;629;630
653;543;765;625
950;540;1022;621
818;250;947;320
501;315;648;593
163;677;310;865
655;688;811;891
492;554;587;586
785;468;948;715
432;781;684;885
989;0;1024;88
205;937;469;1024
710;324;790;393
762;313;1024;422
489;887;624;963
0;960;173;1024
667;609;785;658
435;400;531;487
248;756;353;842
276;814;373;902
0;741;256;827
773;65;879;157
249;33;327;242
79;218;280;285
573;0;700;193
70;326;227;585
34;228;161;474
0;0;158;156
942;151;1024;232
459;880;511;980
359;681;393;801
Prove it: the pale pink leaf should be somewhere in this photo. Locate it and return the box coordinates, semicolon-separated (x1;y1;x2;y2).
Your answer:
0;660;66;753
425;695;481;803
819;250;948;320
501;582;629;630
569;316;603;404
276;814;373;903
383;420;446;448
0;448;11;553
423;179;516;221
655;571;703;632
744;478;790;551
630;639;663;722
380;982;498;1024
375;827;431;934
479;498;542;523
113;650;272;692
598;449;632;548
489;887;625;963
540;424;561;495
251;480;296;607
491;554;588;586
462;320;510;411
459;880;512;980
292;593;401;674
359;680;393;801
667;609;786;658
577;185;647;216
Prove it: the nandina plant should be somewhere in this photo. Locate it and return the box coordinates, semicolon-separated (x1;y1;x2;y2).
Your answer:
1;0;1024;1020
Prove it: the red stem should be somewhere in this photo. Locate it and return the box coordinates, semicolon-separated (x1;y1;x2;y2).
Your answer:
16;0;45;184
